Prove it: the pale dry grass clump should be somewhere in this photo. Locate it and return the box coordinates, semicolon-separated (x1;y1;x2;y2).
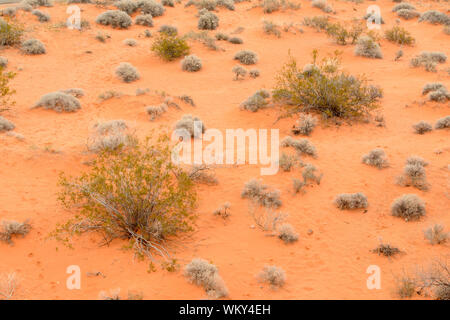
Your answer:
278;152;297;172
232;65;247;80
392;3;415;12
0;116;15;132
428;88;450;102
21;39;46;55
198;11;219;30
0;273;18;300
146;104;168;120
184;258;228;298
396;161;429;191
355;36;382;59
418;10;450;26
33;92;81;112
32;9;50;22
213;202;231;219
234;50;258;65
139;0;165;16
98;90;122;100
424;224;449;245
435;116;450;129
281;136;316;157
181;55;202;72
422;83;445;95
302;163;322;185
334;193;368;210
0;220;31;244
1;7;17;17
410;52;447;72
391;194;425;221
240;89;270;112
258;265;286;288
174;114;206;138
263;20;281;37
311;0;332;13
115;62;140;82
405;155;428;167
20;0;53;8
188;165;218;185
412;121;432;134
88;120;135;153
96;10;132;29
98;288;121;300
241;179;282;209
292;114;317;136
362;148;389;169
135;14;153;26
277;223;298;243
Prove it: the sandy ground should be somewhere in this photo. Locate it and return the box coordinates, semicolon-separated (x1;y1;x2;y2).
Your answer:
0;0;449;300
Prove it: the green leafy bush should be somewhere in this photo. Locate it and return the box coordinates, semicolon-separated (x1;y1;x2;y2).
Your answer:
385;26;415;45
151;34;189;61
0;19;24;46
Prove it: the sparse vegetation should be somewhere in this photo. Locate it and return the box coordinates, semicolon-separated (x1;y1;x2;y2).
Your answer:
184;258;228;298
181;55;202;72
0;273;18;300
424;224;449;245
278;152;297;172
234;50;258;65
159;24;177;36
277;223;298;243
334;193;368;210
151;34;190;61
355;36;382;59
123;38;137;46
362;148;389;169
418;10;450;26
391;194;425;221
292;114;317;136
435;116;450;129
198;10;219;30
33;91;81;112
385;26;415;45
312;0;332;13
397;9;420;20
115;62;140;82
146;104;168;120
302;163;322;185
240;89;270;112
263;20;281;37
396;161;429;191
281;136;316;157
32;9;50;22
232;65;247;80
258;265;285;288
249;69;260;78
0;220;31;244
135;14;153;27
96;10;132;29
21;39;46;55
0;116;14;132
410;51;447;72
174;114;205;138
213;202;230;219
412;121;432;134
372;242;401;257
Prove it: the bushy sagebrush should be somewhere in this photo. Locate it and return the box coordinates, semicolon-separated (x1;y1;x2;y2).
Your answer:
123;38;137;46
0;116;15;132
397;161;429;191
424;224;449;245
198;11;219;30
138;0;165;16
184;258;228;298
95;32;111;42
263;20;281;37
385;26;415;45
334;192;368;210
277;223;298;243
0;220;31;244
181;55;202;72
215;32;229;41
32;9;50;22
396;9;420;20
278;152;297;172
175;114;205;138
135;14;153;27
391;194;425;221
422;83;445;95
159;24;178;36
428;88;450;102
33;91;81;112
217;0;234;10
292;114;317;136
281;136;316;157
151;34;190;61
228;37;243;44
241;179;282;209
21;39;46;54
88;120;134;152
234;50;258;65
405;156;428;167
60;88;84;98
96;10;132;29
302;15;329;31
302;163;322;185
312;0;332;13
161;0;174;6
240;89;270;112
435;116;450;129
362;148;389;169
325;21;364;45
232;65;247;80
20;0;53;8
146;104;168;120
258;265;285;288
419;10;450;25
392;3;415;12
262;0;280;14
412;121;432;134
115;62;140;82
411;52;447;72
355;35;382;59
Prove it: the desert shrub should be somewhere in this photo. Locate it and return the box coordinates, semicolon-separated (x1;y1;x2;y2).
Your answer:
20;0;53;7
422;83;445;95
0;220;31;244
161;0;174;6
424;224;449;245
99;288;121;300
418;10;450;25
215;32;229;40
412;121;432;134
57;134;197;258
355;35;382;59
406;156;428;167
281;136;316;157
273;51;381;119
371;242;401;257
411;51;447;72
396;276;416;298
232;65;247;80
184;30;220;51
302;163;322;184
262;0;280;14
159;24;178;36
98;90;122;100
292;178;305;194
241;179;282;210
418;260;450;300
234;50;258;65
428;88;450;102
391;194;425;221
135;14;153;27
397;9;420;20
213;202;230;219
385;26;414;45
392;3;415;12
88;120;135;152
258;265;285;288
138;0;165;16
33;91;81;112
263;20;281;37
228;37;243;44
184;258;228;298
397;161;429;191
312;0;332;13
146;104;168;120
325;22;363;45
435;116;450;129
0;57;7;68
302;15;328;31
0;116;14;132
249;69;260;78
95;10;132;29
334;193;368;210
217;0;234;10
123;38;137;46
60;88;84;98
240;89;270;112
32;9;50;22
198;11;218;30
362;148;389;169
188;0;217;10
1;7;17;17
115;62;140;82
174;114;205;138
0;66;16;109
151;34;189;61
277;223;298;243
188;165;218;185
444;25;450;35
179;95;195;106
95;31;110;42
292;114;317;136
181;55;202;72
21;39;46;55
278;152;297;172
0;273;18;300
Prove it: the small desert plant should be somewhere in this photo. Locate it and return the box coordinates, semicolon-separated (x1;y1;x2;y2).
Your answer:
396;276;417;298
184;258;228;298
428;88;450;102
33;91;81;112
355;36;382;59
98;90;122;100
405;156;428;167
418;10;450;26
281;136;316;157
96;10;132;29
188;165;218;185
0;220;31;244
311;0;332;13
115;62;140;82
302;163;322;185
215;32;229;40
151;34;189;61
424;224;449;245
0;66;16;108
159;24;178;36
249;69;260;78
392;3;415;12
410;51;447;72
362;148;389;169
0;57;7;68
232;65;247;80
20;0;53;8
32;9;50;22
228;37;243;44
292;114;317;136
161;0;174;6
302;15;328;31
417;260;450;300
0;273;18;300
1;7;17;17
146;104;168;120
123;38;137;46
240;89;270;112
334;193;368;210
292;178;305;194
95;31;110;42
263;20;281;37
277;223;298;243
88;120;134;153
385;26;415;45
21;39;46;55
396;162;429;191
397;9;420;20
422;83;445;95
258;265;285;288
412;121;432;134
278;152;297;172
325;22;363;45
99;288;121;300
174;114;205;138
198;11;219;30
181;55;202;72
139;0;165;16
372;242;401;257
435;116;450;129
391;194;425;221
135;14;153;27
114;0;139;14
0;116;14;132
234;50;258;65
217;0;234;10
241;179;282;210
213;202;231;219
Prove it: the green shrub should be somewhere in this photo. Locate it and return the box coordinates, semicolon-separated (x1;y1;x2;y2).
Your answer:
0;66;16;108
385;26;414;45
0;19;23;46
151;34;189;61
273;51;381;119
57;135;197;258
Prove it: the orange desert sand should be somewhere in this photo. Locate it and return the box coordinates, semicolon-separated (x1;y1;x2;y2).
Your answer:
0;0;449;300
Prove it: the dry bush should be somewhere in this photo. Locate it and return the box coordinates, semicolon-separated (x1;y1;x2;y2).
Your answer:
334;193;368;210
188;165;218;185
416;259;450;300
232;65;247;80
184;30;220;51
412;121;432;134
302;163;322;185
228;37;243;44
198;11;219;30
392;3;415;12
215;32;229;41
418;10;450;25
217;0;234;10
444;25;450;35
292;114;317;136
240;89;270;112
422;83;445;95
435;116;450;129
178;94;195;106
292;178;305;194
32;9;50;22
0;220;31;244
234;50;258;65
95;31;110;42
258;265;285;288
60;88;84;98
0;116;15;132
96;10;132;29
0;273;18;300
261;0;281;14
159;24;178;36
213;202;230;219
138;0;165;16
21;39;46;55
325;21;363;46
396;276;417;298
88;120;135;153
362;148;389;169
0;56;7;68
397;9;420;20
249;69;260;78
115;62;140;82
123;38;137;46
20;0;53;8
302;15;328;31
0;19;23;47
33;91;81;112
312;0;332;13
184;258;228;298
278;152;297;172
424;224;449;245
161;0;174;6
410;51;447;72
355;36;382;59
428;88;450;102
371;242;401;257
405;155;428;167
281;136;316;157
391;194;425;221
1;7;17;17
385;26;415;45
277;223;298;243
263;20;281;37
146;104;168;120
98;288;121;300
174;114;205;138
98;90;121;100
135;14;153;27
396;162;429;191
241;179;282;210
151;34;190;61
181;55;202;72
